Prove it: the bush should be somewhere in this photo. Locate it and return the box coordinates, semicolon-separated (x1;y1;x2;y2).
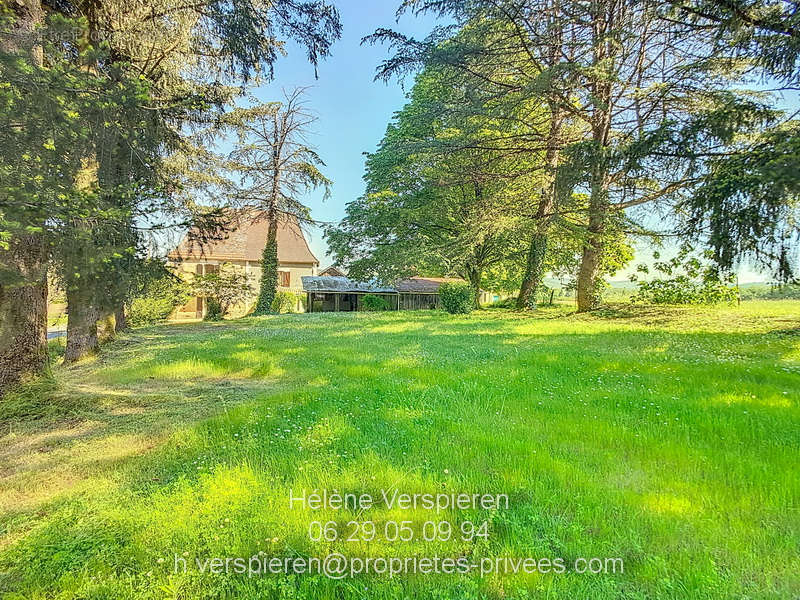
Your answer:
485;297;514;309
361;294;390;311
129;297;173;326
630;246;737;305
192;265;255;317
128;275;189;327
271;291;297;314
204;297;223;321
632;276;738;305
439;282;474;314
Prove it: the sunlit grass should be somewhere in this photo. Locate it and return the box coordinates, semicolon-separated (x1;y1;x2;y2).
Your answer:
0;301;798;598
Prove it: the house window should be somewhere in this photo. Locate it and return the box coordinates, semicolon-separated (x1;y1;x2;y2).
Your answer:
279;271;290;287
195;263;218;275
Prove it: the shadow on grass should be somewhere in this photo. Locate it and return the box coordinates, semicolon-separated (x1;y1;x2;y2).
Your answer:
1;307;798;597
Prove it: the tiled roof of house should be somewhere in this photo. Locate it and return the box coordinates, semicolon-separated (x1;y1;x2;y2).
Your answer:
301;276;464;294
168;210;318;265
319;265;347;277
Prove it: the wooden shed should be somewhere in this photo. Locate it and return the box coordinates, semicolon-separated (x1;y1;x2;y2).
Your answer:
301;276;463;312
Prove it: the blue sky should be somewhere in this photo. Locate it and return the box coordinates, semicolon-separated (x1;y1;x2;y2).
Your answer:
252;1;437;269
250;0;782;283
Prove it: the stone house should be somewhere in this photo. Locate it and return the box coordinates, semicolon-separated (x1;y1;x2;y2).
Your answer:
168;212;318;318
318;265;347;277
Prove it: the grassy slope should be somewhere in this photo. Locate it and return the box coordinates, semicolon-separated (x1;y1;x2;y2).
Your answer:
1;302;798;599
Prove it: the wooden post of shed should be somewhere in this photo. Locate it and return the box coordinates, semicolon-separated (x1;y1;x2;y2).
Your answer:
396;292;401;310
307;292;312;313
335;293;340;312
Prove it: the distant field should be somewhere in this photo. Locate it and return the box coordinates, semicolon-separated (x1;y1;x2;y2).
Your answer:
1;301;798;599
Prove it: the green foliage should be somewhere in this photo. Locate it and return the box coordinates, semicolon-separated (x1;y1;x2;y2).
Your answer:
631;246;738;305
740;283;800;301
361;294;390;311
367;0;791;309
127;274;189;327
668;1;800;90
0;0;342;380
203;298;223;321
439;281;474;314
632;276;737;306
254;236;279;315
192;265;255;318
271;291;297;314
0;14;162;288
325;59;536;287
129;295;179;327
657;3;800;281
683;120;800;281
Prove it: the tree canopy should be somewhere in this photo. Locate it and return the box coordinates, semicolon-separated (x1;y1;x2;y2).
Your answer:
0;0;342;390
345;0;798;314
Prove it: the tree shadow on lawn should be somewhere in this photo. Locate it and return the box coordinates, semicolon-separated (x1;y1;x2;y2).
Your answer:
3;362;797;598
1;313;798;597
3;314;797;490
0;327;322;520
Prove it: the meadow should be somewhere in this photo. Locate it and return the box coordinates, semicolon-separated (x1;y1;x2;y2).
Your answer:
1;301;798;599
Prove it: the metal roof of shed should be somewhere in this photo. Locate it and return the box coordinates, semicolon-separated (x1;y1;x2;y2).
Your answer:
301;276;396;293
302;276;464;294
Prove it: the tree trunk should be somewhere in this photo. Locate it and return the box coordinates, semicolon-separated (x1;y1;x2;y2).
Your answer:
114;304;127;332
465;265;483;309
0;0;43;61
0;234;48;394
0;0;47;395
64;287;99;363
517;105;563;310
576;160;610;312
254;213;279;314
576;3;615;313
97;312;116;343
576;232;604;312
517;231;548;309
63;197;101;361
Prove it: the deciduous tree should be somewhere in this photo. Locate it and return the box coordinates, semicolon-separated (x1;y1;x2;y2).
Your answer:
326;66;533;305
371;0;775;311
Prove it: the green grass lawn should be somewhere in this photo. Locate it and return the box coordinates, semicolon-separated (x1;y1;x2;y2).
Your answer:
1;302;799;599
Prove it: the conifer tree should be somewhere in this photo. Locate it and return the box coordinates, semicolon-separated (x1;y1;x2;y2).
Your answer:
0;0;342;383
216;90;331;315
